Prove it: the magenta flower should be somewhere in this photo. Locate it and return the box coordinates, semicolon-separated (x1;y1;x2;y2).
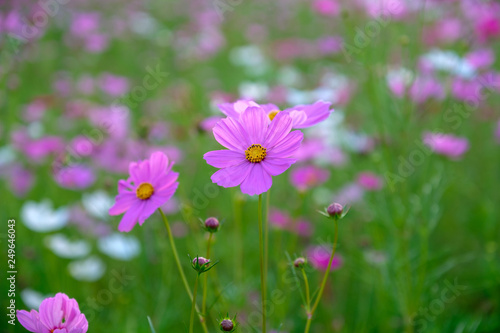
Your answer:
217;99;332;129
423;133;469;159
204;107;303;196
357;172;383;191
54;165;95;190
17;292;88;333
290;165;330;191
108;152;179;232
307;245;343;271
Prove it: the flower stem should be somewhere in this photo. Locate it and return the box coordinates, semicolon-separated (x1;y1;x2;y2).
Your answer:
301;268;311;311
258;194;267;333
232;190;244;283
264;189;270;307
158;209;208;333
304;219;339;333
201;233;213;315
189;274;200;333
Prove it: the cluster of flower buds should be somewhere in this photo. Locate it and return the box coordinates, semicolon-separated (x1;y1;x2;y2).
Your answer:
202;217;220;233
218;314;238;332
190;256;218;274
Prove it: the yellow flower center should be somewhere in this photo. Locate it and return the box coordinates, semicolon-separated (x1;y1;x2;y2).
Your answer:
136;182;154;200
268;110;280;121
245;144;267;163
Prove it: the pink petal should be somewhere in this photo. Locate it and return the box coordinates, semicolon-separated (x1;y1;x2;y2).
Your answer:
268;130;303;157
109;193;137;215
154;172;179;191
204;150;245;168
149;152;169;179
213;117;251;151
264;112;293;148
17;310;40;332
128;160;150;184
118;201;144;232
240;163;272;195
211;162;252;187
261;157;296;176
241;106;268;144
217;103;241;118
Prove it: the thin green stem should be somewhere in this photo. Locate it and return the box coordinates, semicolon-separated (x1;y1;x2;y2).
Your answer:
158;209;208;333
304;219;339;333
189;274;200;333
301;269;311;311
201;233;213;315
258;194;267;333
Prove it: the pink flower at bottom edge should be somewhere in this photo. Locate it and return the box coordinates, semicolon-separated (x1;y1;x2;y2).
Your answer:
17;293;88;333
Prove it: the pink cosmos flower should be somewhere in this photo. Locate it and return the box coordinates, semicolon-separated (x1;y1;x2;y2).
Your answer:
204;107;303;196
357;172;383;191
307;245;343;271
108;152;179;232
269;209;291;230
423;133;469;159
17;292;88;333
55;165;95;190
312;0;340;17
217;100;332;129
410;76;445;104
98;73;129;97
290;165;330;191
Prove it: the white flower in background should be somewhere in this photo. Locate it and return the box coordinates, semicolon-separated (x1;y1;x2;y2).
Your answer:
386;67;414;86
82;190;114;220
230;45;269;76
238;82;269;100
68;256;105;281
0;146;16;166
27;121;44;138
422;49;475;79
21;200;69;232
45;234;91;259
277;67;302;87
130;12;159;37
20;289;47;309
98;233;140;261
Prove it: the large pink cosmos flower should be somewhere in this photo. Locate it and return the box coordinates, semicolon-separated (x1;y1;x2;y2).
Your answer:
108;152;179;232
217;99;332;129
17;293;88;333
204;107;303;196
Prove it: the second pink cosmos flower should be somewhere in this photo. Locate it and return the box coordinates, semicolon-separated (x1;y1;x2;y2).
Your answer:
204;106;303;196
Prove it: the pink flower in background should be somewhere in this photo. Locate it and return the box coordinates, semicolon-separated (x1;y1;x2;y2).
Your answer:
307;245;343;271
357;172;383;191
71;12;100;38
24;99;47;122
423;133;469;159
12;131;64;163
199;116;224;132
312;0;340;17
451;78;483;102
269;209;291;230
84;33;109;53
55;165;95;190
290;165;330;191
17;292;88;333
204;107;303;196
70;136;94;157
410;76;445;104
9;164;34;197
98;73;129;97
465;49;495;70
476;15;500;42
218;100;333;129
293;139;325;162
294;219;313;237
109;152;179;232
334;183;364;206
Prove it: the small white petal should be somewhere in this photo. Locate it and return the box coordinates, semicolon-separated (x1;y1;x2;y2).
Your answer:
68;256;106;281
98;233;141;261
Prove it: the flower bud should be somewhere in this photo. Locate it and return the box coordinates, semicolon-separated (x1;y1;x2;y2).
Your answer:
204;217;220;232
192;256;210;267
220;319;234;332
327;202;343;219
293;257;307;268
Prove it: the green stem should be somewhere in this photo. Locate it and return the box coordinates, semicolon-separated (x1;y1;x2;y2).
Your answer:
264;189;270;307
258;194;267;333
301;269;311;311
201;233;213;315
189;274;200;333
158;209;208;333
304;219;339;333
